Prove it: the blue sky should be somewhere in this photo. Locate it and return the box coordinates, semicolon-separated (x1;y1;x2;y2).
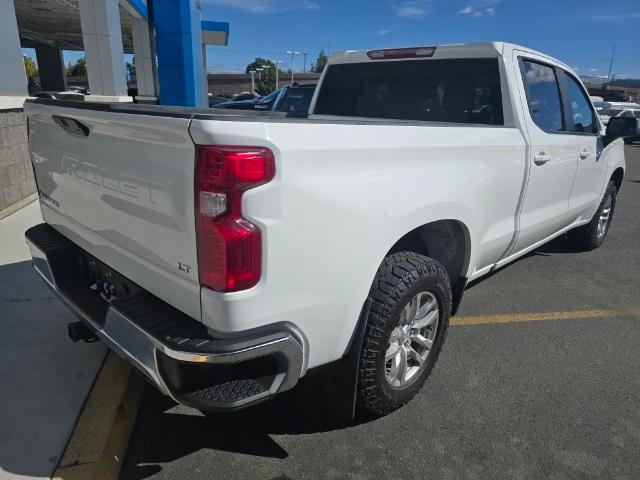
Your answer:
200;0;639;77
23;0;640;78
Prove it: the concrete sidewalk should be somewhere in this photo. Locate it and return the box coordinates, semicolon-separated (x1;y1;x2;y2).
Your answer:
0;201;106;479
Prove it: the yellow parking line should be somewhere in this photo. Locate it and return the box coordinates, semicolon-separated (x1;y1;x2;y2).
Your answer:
452;308;640;326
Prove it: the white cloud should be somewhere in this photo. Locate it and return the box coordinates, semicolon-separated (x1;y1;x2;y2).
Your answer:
525;62;556;84
391;1;430;18
397;5;427;17
590;12;640;22
376;29;392;35
457;1;499;17
589;68;600;72
203;0;320;13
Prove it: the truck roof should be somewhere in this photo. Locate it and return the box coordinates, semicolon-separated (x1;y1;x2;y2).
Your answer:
327;41;572;72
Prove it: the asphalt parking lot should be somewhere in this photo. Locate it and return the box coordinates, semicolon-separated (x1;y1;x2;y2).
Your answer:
122;145;640;480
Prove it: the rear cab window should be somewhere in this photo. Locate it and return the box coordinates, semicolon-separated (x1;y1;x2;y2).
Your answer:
314;58;504;125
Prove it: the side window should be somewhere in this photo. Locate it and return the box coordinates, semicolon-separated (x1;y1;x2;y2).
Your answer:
563;73;597;133
521;60;564;132
621;110;633;118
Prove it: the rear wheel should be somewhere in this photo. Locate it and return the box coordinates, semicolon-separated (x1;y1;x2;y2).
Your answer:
568;180;617;251
357;252;451;417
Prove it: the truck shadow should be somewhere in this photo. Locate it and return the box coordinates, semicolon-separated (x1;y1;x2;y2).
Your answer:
466;234;577;289
122;375;372;479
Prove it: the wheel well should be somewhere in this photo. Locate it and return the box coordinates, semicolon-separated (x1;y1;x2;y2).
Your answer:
387;220;470;287
611;167;624;191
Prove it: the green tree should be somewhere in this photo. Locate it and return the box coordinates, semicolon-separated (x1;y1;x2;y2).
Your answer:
67;57;87;77
311;49;328;73
126;61;136;78
23;56;38;79
246;57;276;95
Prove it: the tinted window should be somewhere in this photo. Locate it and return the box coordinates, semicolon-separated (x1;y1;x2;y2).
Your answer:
259;89;282;105
277;87;315;113
314;58;503;125
634;111;640;118
563;73;597;133
521;60;563;132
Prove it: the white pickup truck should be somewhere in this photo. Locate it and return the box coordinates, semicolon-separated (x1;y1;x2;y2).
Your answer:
24;42;637;418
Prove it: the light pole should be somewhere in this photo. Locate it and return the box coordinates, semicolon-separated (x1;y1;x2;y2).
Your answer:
286;50;301;84
249;70;256;93
271;60;283;89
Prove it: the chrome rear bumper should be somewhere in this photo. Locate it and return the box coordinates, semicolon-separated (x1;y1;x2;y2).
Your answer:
26;223;306;411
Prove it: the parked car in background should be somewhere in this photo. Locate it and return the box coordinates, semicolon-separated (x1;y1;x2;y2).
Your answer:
66;86;89;95
208;93;231;107
32;91;85;101
216;84;316;113
603;91;631;102
24;42;634;420
232;91;261;101
589;96;604;113
599;102;640;125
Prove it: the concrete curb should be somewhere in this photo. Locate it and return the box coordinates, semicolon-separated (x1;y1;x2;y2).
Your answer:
52;352;145;480
0;193;38;220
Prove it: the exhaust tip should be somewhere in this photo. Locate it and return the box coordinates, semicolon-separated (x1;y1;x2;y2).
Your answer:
67;321;98;343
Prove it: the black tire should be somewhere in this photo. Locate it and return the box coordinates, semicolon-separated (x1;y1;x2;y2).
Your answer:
568;180;617;251
357;252;451;417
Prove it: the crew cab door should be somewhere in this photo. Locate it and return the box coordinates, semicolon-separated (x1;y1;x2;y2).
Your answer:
558;70;604;222
511;54;579;252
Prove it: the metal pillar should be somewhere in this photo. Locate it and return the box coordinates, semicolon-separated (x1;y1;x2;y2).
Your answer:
0;0;28;106
78;0;131;102
35;45;66;92
131;17;157;100
153;0;206;107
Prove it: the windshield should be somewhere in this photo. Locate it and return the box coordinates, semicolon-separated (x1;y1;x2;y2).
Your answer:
601;109;622;117
259;89;282;104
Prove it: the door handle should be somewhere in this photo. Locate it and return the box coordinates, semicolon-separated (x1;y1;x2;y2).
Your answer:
52;115;90;137
580;149;591;160
533;153;551;165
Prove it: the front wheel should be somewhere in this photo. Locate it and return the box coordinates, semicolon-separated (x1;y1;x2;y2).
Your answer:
568;180;617;251
357;252;451;417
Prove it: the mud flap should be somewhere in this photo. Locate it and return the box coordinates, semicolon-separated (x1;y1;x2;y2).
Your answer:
309;298;372;422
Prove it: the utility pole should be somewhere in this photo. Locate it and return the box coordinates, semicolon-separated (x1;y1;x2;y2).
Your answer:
325;40;330;56
606;44;616;87
303;53;308;73
286;50;301;84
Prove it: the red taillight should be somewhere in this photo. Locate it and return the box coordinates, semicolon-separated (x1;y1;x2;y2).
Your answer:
195;146;275;292
367;46;436;60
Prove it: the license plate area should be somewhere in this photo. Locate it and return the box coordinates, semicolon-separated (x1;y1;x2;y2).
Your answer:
81;254;141;304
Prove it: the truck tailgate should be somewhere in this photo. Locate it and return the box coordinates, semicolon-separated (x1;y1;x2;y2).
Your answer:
25;100;201;321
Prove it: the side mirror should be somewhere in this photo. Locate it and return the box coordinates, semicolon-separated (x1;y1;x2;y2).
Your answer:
605;116;640;138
